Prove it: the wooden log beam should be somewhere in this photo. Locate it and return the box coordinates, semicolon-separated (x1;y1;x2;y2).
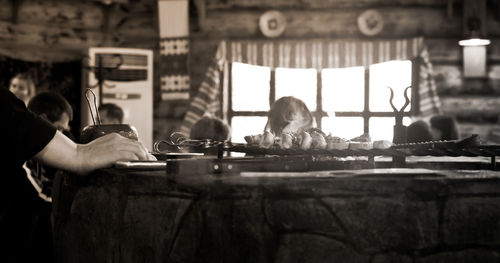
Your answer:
197;7;462;38
0;0;158;31
440;96;500;123
0;19;157;61
204;0;449;9
2;0;104;29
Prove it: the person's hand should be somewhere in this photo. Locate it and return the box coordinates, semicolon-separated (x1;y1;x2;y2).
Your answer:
77;133;156;173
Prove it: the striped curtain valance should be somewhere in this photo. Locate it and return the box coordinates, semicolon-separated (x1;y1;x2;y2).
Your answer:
180;37;440;135
225;37;424;69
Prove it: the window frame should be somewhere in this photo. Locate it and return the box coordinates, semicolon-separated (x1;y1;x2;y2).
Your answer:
227;58;421;135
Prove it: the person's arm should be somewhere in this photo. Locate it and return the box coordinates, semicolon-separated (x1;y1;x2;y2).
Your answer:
34;131;153;174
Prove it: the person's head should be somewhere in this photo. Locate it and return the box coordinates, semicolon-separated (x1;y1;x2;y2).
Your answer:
28;91;73;133
98;103;124;124
406;120;433;143
9;73;36;106
190;116;231;141
430;115;459;140
266;96;313;135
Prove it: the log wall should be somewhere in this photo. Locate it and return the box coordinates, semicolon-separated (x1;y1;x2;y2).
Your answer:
0;0;499;142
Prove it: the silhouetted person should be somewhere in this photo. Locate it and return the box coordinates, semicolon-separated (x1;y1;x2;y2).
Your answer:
265;96;314;135
406;120;433;143
98;103;124;124
430;115;459;141
9;73;36;106
190;116;231;141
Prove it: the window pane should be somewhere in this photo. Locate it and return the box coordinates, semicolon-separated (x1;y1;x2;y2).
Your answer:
232;62;271;111
369;117;412;141
275;68;317;110
369;60;412;112
322;67;365;112
231;116;268;143
321;117;364;139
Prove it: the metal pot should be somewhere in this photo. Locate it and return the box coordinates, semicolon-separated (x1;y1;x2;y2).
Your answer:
80;124;138;144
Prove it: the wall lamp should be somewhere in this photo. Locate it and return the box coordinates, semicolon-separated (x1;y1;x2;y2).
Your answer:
458;17;490;47
460;0;490;78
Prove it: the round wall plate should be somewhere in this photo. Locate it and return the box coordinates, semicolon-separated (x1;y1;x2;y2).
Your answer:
357;9;384;36
259;10;287;38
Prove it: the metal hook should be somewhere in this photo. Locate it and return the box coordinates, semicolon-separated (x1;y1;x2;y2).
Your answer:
388;86;411;113
401;86;411;112
85;88;101;126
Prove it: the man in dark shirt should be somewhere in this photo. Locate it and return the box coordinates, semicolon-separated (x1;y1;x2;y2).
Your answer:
0;88;154;262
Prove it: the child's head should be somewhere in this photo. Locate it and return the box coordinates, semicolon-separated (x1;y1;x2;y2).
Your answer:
98;103;124;124
406;120;433;143
190;116;231;141
9;73;36;106
430;115;459;140
266;96;313;135
28;91;73;132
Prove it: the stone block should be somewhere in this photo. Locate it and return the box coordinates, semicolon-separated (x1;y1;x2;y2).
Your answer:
443;197;500;246
416;249;500;263
372;252;412;263
323;197;440;252
264;198;345;237
121;196;194;263
55;185;124;263
184;198;277;263
274;233;369;263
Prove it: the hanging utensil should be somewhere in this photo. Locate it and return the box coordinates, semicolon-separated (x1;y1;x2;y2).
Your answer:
85;88;101;126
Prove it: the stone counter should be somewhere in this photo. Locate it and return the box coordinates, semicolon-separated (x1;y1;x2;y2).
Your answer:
52;166;500;263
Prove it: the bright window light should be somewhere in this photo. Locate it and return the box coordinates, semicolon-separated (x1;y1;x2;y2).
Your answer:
275;68;317;110
369;117;412;141
232;62;271;111
231;116;268;143
369;60;412;112
321;116;364;139
322;67;365;112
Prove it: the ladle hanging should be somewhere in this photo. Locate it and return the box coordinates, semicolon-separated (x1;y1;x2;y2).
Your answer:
85;88;101;126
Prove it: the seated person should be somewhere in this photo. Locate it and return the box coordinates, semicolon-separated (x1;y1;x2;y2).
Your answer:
430;115;460;141
406;120;433;143
27;91;74;200
406;115;460;143
9;73;36;106
190;115;231;141
265;96;314;135
98;103;124;124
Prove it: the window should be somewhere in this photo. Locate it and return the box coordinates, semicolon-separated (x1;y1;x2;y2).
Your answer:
230;60;414;143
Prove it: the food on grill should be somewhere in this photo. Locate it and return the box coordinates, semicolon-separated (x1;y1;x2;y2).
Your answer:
244;129;381;151
259;131;275;149
350;133;372;142
348;133;373;149
280;133;294;149
299;131;313;150
326;135;349;150
373;140;392;149
244;134;263;144
348;141;373;150
310;130;327;149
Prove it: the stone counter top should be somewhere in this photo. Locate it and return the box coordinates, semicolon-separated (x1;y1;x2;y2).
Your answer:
52;166;500;263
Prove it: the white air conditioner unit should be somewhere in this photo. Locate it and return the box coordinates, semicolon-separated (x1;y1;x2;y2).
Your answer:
81;47;154;151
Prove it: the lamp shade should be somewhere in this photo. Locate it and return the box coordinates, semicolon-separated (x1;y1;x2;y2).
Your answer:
460;0;489;46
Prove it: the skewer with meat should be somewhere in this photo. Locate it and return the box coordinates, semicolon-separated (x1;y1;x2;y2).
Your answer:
259;131;275;149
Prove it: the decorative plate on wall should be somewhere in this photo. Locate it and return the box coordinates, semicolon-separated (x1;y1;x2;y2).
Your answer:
259;10;287;38
357;9;384;36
